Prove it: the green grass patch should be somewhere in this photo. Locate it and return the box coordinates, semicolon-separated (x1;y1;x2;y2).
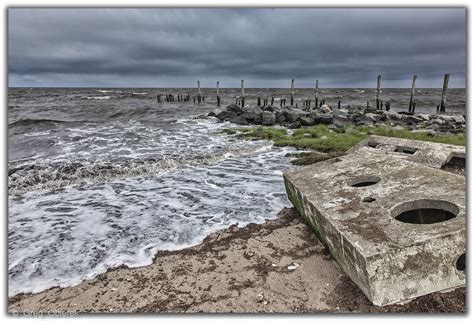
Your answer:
356;126;466;146
221;124;465;165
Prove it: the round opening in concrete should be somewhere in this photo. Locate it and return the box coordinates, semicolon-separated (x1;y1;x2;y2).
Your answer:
456;253;465;272
391;199;459;224
350;176;381;188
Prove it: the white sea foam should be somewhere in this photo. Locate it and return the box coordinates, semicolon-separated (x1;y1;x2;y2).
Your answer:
8;146;295;297
83;96;112;100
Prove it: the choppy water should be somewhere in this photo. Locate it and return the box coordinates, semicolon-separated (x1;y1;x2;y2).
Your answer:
8;87;465;297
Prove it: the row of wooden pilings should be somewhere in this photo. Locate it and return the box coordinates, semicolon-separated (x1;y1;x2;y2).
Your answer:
156;74;451;113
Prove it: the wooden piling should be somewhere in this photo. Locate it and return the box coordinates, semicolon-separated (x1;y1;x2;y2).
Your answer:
440;74;449;113
315;80;319;109
338;100;341;109
409;75;417;113
376;75;381;109
241;80;245;107
257;97;261;107
290;79;295;106
216;81;220;107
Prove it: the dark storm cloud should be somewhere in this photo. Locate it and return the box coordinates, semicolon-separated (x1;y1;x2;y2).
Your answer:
8;8;466;87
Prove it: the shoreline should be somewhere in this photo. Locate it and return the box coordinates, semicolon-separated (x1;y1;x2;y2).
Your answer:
9;208;465;313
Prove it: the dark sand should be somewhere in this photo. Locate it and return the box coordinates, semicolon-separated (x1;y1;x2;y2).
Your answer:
9;208;465;314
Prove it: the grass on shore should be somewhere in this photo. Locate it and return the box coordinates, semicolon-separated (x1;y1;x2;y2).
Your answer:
222;125;465;165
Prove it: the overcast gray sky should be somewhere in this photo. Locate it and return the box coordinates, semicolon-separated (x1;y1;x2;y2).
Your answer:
8;8;466;88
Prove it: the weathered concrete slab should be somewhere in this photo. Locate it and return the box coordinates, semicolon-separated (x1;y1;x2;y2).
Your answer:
347;135;465;169
284;144;466;306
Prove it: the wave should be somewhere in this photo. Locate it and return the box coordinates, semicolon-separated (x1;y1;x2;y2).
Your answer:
8;143;272;195
82;96;112;100
9;118;71;127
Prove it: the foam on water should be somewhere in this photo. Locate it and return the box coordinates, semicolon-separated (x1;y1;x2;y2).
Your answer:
8;146;294;297
8;118;270;195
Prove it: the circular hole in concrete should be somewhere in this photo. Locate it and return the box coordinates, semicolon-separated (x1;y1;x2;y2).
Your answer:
391;199;459;224
350;176;381;187
456;253;466;272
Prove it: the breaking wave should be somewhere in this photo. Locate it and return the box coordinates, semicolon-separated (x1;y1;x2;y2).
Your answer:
8;143;273;195
9;118;72;127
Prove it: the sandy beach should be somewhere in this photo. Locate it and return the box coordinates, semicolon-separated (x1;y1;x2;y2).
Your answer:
9;208;465;314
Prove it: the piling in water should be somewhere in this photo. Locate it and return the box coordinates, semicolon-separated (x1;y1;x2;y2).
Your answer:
439;74;449;113
376;75;382;110
409;75;417;113
241;80;245;107
290;79;295;106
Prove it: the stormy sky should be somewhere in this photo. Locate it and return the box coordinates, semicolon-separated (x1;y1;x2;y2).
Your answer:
8;8;466;88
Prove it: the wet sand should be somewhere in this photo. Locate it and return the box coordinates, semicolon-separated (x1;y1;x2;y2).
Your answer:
9;208;465;313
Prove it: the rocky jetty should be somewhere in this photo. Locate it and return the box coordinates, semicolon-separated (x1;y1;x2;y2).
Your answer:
206;103;465;134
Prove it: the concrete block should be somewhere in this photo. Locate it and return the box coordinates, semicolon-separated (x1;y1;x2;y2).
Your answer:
283;144;466;306
348;135;465;169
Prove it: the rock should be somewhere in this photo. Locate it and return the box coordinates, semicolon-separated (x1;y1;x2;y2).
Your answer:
365;113;383;122
439;123;457;132
303;133;312;138
384;111;403;121
277;114;287;124
438;115;453;122
241;105;263;124
299;116;315;126
212;109;237;121
354;114;374;126
417;114;431;122
321;104;332;113
284;108;309;123
392;125;406;131
311;112;333;125
426;124;440;131
225;103;243;115
261;111;276;126
230;115;249;125
332;108;349;117
333;114;353;127
288;121;301;129
431;118;445;125
208;108;221;117
405;115;423;124
451;115;465;124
